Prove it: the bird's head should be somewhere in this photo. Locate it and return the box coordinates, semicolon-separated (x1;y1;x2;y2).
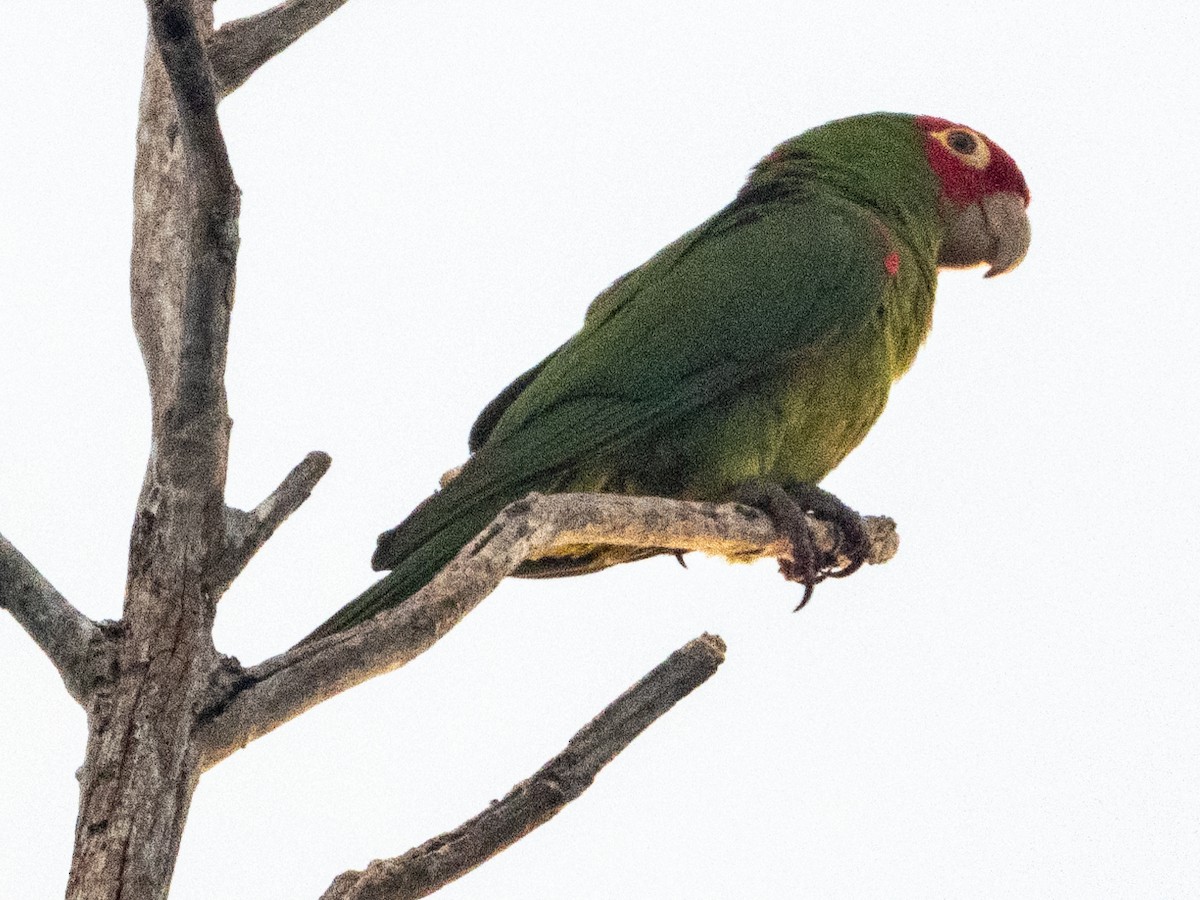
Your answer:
916;116;1031;278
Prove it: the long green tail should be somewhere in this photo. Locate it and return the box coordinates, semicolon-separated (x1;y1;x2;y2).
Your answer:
300;448;542;642
299;514;481;643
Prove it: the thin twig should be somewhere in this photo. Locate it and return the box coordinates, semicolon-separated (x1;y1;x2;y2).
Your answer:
212;451;332;597
0;532;106;705
210;0;351;97
319;633;727;900
196;492;896;769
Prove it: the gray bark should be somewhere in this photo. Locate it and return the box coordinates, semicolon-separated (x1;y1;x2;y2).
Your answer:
0;534;107;704
67;1;232;896
211;0;352;97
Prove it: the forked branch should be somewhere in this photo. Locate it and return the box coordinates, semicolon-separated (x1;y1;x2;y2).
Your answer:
63;6;240;899
213;451;332;596
196;492;897;769
319;633;727;900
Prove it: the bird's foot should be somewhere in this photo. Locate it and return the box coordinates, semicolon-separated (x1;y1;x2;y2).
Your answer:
733;481;869;610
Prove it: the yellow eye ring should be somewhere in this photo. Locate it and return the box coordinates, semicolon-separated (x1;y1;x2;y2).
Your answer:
933;127;991;170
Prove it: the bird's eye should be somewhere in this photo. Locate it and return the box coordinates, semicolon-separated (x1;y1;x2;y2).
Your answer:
933;126;991;170
947;130;977;154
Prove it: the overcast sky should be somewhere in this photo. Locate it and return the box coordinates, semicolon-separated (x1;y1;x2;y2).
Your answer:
3;2;1198;897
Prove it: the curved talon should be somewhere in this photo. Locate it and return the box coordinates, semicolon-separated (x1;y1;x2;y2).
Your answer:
733;480;869;611
793;582;816;612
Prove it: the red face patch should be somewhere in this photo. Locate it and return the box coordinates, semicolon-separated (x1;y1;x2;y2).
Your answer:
916;115;1029;206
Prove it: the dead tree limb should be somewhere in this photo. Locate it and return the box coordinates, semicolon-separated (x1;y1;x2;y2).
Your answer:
196;493;896;770
0;533;107;704
67;2;242;897
211;0;352;97
319;633;728;900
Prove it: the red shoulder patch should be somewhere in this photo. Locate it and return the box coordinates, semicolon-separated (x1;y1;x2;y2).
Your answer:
884;252;900;277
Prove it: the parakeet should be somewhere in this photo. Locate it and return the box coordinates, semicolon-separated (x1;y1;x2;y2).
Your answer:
306;112;1030;640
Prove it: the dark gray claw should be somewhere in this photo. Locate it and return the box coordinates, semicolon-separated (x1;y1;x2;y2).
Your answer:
732;481;869;611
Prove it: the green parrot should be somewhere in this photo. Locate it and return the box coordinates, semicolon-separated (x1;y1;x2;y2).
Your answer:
305;112;1030;641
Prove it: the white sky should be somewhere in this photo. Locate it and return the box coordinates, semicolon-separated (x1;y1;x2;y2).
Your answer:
2;1;1198;897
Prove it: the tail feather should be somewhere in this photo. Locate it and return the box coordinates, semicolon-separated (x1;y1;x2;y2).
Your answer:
301;453;536;643
300;511;487;642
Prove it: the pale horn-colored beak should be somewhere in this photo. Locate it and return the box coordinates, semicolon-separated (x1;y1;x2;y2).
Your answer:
937;191;1031;278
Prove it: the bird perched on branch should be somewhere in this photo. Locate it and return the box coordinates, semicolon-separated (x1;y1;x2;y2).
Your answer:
306;112;1030;641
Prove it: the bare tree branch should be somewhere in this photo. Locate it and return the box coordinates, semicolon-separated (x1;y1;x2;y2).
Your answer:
68;4;240;897
196;492;897;769
0;533;107;704
213;451;332;596
211;0;351;97
319;633;727;900
146;0;239;436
